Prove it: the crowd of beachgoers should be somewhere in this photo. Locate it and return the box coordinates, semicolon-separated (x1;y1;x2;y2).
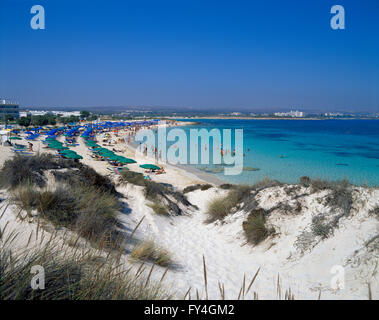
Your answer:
0;119;207;187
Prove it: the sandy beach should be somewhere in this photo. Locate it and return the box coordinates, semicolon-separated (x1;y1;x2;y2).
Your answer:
1;121;378;300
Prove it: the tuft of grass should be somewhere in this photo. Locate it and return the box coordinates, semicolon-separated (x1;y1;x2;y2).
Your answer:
0;154;79;189
11;182;39;215
206;185;251;223
370;206;379;219
12;184;120;246
219;184;234;190
148;202;169;216
250;178;282;191
0;236;171;300
242;209;275;245
311;215;333;239
130;240;172;267
183;184;213;194
119;170;146;186
53;166;117;195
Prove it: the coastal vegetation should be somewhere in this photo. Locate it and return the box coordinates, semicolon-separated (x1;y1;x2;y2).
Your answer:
206;185;251;223
130;240;173;267
242;209;275;245
148;201;169;216
119;170;196;216
183;183;213;193
0;230;171;300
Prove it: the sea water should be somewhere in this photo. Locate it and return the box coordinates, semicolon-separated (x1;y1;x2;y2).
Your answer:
171;119;379;187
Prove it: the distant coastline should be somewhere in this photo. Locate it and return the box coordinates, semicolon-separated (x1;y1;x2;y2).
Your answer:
172;116;379;121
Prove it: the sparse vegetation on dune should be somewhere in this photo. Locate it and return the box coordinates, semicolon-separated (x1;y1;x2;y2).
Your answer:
119;170;146;186
370;206;379;219
120;170;196;216
130;240;172;267
0;154;80;189
5;155;122;248
0;233;171;300
148;201;169;216
206;185;252;223
183;184;213;193
53;165;118;195
242;209;275;245
12;183;121;246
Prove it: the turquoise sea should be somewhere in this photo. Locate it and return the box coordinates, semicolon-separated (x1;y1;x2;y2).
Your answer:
169;119;379;187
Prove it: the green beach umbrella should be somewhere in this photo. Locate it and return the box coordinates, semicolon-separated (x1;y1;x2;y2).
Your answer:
45;137;56;141
117;157;136;164
48;140;63;145
105;154;121;161
9;137;22;140
93;147;109;152
139;164;161;170
49;145;69;150
63;153;83;160
99;151;115;158
98;149;114;155
59;149;77;155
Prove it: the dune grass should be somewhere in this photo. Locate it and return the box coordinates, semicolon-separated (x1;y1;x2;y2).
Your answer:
0;229;171;300
206;185;251;223
0;154;80;189
242;209;275;245
183;184;213;193
147;201;169;216
11;184;121;245
130;240;172;267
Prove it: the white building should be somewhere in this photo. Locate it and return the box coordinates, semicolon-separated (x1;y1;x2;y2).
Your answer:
27;110;81;117
274;110;304;117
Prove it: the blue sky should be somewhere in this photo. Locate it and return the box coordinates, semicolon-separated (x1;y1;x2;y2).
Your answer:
0;0;378;112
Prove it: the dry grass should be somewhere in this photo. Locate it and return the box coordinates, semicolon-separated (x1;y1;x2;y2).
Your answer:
147;202;169;216
206;185;251;223
130;240;172;267
11;183;121;247
242;209;275;245
183;184;213;194
0;154;80;189
0;225;171;300
119;170;146;186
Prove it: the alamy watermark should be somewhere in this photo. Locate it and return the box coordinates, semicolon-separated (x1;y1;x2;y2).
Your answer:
330;5;345;30
131;121;244;175
30;5;45;30
30;265;45;290
330;265;345;290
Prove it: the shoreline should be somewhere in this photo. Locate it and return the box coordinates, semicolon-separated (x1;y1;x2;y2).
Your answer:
172;117;379;121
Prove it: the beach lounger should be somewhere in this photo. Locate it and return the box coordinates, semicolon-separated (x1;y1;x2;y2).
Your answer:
12;149;34;155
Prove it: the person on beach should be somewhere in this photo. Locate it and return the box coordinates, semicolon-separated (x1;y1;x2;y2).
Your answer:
28;142;33;151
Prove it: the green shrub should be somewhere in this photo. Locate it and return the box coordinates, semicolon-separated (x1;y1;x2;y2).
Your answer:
242;209;274;245
12;184;120;245
148;202;169;216
120;170;146;186
183;184;213;193
311;215;332;239
53;166;117;195
11;183;39;215
206;185;252;223
370;206;379;219
219;184;234;190
0;154;79;189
